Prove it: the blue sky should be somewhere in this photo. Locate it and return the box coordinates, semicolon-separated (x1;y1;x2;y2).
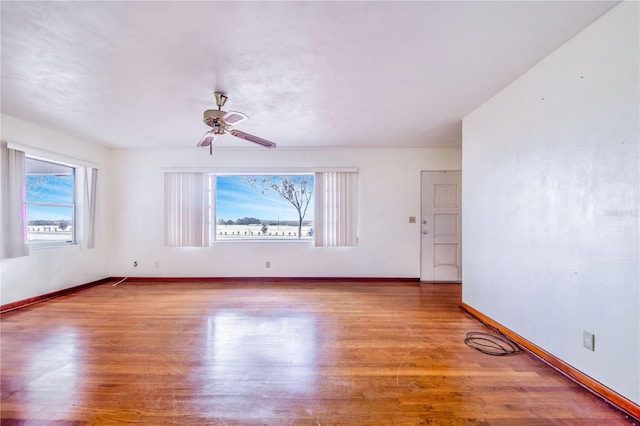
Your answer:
26;175;74;221
216;175;314;222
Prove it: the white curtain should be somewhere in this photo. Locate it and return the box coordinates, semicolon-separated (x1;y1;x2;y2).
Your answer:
77;166;98;249
0;142;28;258
314;171;357;247
164;172;208;247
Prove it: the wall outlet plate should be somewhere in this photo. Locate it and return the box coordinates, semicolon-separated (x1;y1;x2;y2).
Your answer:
583;331;595;351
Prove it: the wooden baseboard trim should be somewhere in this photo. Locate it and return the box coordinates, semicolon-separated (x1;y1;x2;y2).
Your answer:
1;278;112;314
110;276;421;284
459;302;640;422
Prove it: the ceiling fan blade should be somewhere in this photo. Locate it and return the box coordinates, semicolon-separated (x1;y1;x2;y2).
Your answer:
223;110;249;126
196;131;217;147
230;130;276;148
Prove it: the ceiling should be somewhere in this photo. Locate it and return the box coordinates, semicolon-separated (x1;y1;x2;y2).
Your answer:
1;1;618;151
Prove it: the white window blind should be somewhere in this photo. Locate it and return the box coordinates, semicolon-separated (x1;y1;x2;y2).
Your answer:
314;171;358;247
0;142;28;258
164;172;209;247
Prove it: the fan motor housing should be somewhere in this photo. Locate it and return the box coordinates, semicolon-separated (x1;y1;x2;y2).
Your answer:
203;109;227;128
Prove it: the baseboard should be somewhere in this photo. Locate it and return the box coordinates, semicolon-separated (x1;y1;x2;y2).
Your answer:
460;302;640;422
1;277;112;314
109;276;421;284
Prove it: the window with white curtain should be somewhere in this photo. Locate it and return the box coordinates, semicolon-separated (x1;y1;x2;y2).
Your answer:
164;170;357;247
1;142;99;257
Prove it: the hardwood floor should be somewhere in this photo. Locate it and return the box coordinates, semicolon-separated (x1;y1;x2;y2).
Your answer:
1;281;635;425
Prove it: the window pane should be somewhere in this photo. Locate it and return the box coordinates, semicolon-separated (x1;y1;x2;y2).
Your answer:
215;175;314;241
26;174;74;204
27;205;74;244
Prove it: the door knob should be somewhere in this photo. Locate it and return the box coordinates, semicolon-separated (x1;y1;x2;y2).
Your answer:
422;230;428;234
422;220;427;225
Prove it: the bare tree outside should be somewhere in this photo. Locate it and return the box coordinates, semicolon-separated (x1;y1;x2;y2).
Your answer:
246;175;313;239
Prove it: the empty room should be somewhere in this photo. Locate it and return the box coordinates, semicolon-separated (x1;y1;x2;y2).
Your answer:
1;1;638;424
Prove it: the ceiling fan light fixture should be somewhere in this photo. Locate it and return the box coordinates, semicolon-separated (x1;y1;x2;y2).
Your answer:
196;92;276;153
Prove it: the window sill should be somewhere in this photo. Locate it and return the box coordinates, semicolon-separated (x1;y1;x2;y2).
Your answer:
212;238;314;244
28;242;77;250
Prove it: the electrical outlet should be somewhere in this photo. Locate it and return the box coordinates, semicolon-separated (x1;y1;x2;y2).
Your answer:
409;216;416;223
134;261;138;268
265;261;271;269
583;331;595;351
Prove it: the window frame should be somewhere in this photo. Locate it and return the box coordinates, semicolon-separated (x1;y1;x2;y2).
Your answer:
209;172;316;243
25;156;77;247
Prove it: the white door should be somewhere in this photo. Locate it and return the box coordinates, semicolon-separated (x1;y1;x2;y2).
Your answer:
420;171;462;282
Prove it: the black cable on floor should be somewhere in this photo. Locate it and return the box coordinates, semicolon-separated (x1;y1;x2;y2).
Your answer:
464;331;522;356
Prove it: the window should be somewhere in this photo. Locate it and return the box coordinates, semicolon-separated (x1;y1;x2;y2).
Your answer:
164;170;357;247
25;157;76;245
213;174;314;241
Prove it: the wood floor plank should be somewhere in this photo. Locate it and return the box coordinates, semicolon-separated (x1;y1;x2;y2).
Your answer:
1;281;635;425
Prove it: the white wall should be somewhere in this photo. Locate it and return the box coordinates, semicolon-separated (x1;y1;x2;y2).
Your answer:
108;146;460;278
462;2;639;404
0;114;111;305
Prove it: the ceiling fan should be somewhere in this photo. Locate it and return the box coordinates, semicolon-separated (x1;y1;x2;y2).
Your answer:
196;92;276;155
